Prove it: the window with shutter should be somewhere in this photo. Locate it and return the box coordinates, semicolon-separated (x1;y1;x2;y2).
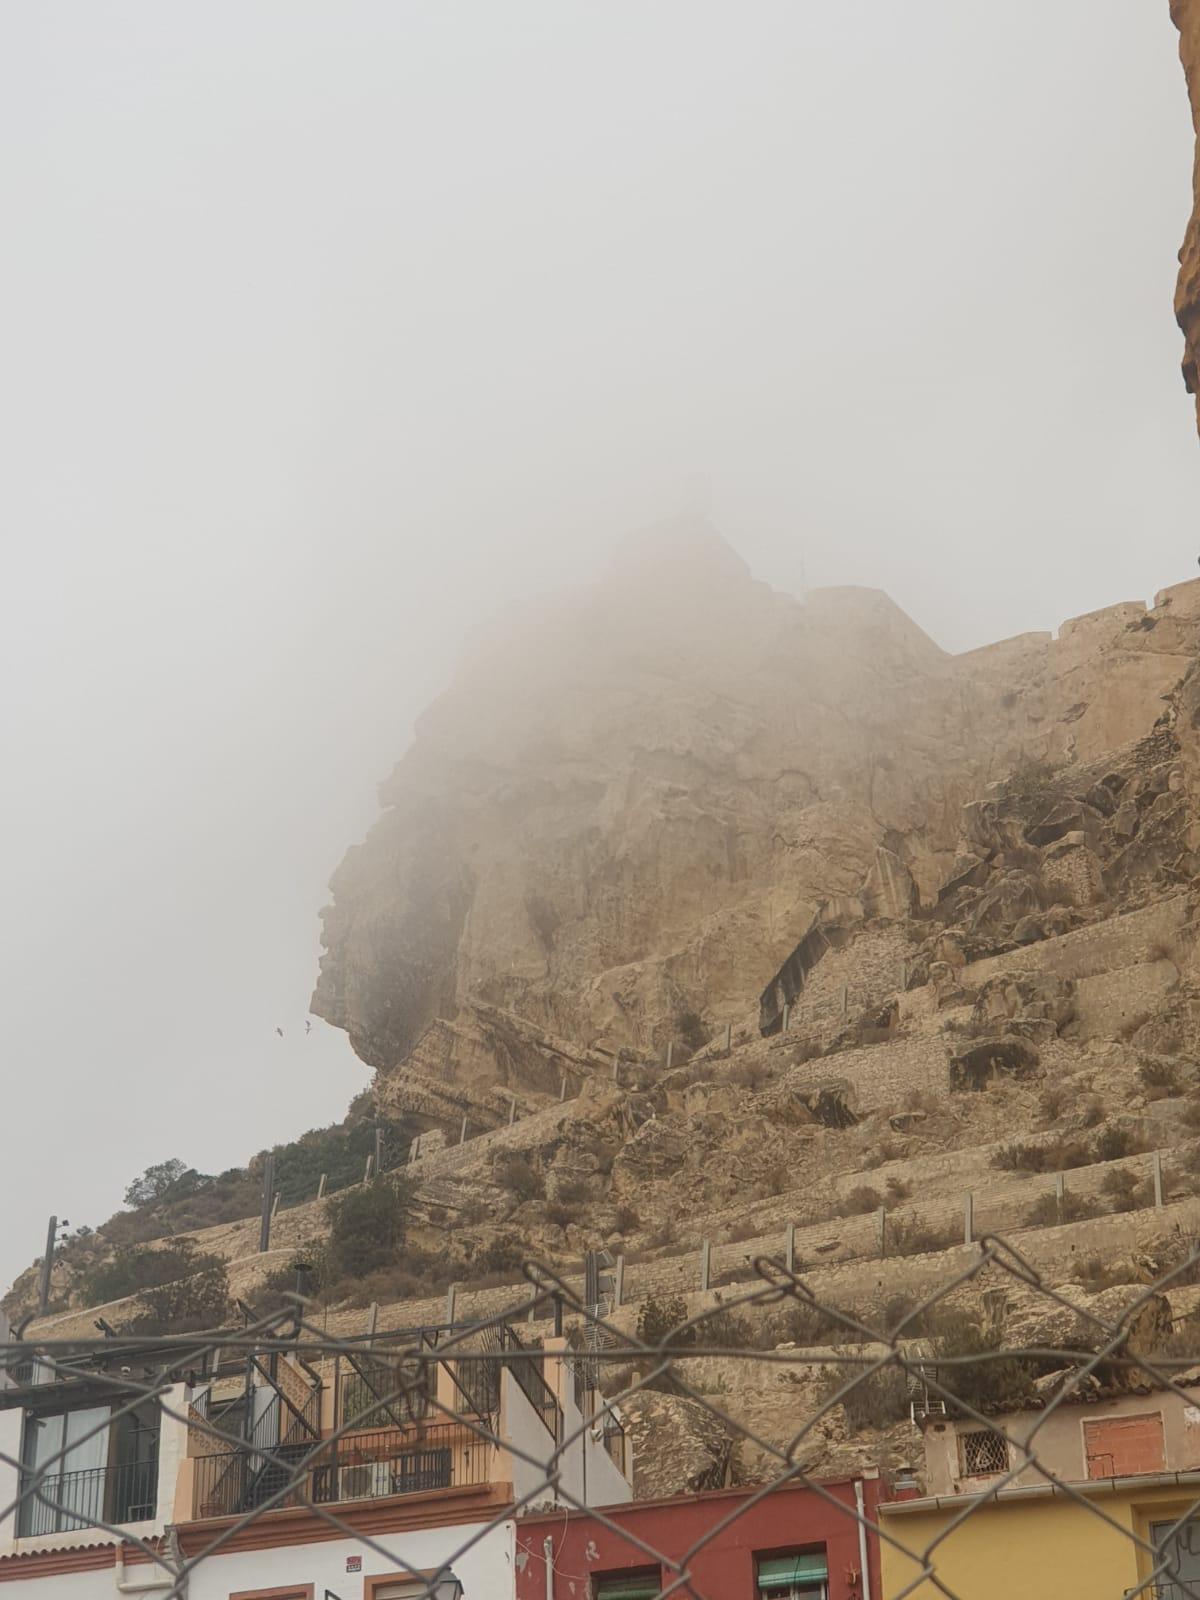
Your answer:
756;1550;829;1599
594;1574;663;1600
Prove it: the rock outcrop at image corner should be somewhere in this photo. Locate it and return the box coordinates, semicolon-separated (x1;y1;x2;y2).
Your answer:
1175;0;1200;435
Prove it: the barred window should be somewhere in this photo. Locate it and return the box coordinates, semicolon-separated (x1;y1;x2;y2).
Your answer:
959;1428;1008;1476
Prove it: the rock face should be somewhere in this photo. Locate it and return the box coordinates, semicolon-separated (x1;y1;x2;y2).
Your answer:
312;514;1200;1095
1175;0;1200;433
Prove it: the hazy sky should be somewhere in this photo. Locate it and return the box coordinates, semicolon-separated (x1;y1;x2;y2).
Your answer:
2;2;1198;1292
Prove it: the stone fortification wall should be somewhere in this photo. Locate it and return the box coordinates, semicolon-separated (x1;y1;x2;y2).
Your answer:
788;926;912;1043
961;895;1192;989
782;1035;950;1115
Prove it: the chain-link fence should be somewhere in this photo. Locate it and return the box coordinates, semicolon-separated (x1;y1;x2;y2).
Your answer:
7;1234;1200;1598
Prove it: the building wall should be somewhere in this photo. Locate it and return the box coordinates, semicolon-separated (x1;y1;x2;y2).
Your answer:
515;1477;881;1600
922;1389;1200;1497
879;1482;1200;1600
0;1520;514;1599
0;1382;190;1561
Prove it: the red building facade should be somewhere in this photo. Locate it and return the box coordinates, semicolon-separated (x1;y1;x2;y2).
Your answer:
515;1475;883;1600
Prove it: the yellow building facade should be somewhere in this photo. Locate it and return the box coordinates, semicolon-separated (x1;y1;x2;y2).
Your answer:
880;1477;1200;1599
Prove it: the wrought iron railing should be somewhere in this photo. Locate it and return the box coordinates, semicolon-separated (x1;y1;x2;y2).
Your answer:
499;1325;562;1442
191;1421;487;1520
601;1413;626;1475
17;1458;157;1538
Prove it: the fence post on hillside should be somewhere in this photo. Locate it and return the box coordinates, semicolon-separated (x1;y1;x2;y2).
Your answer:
841;985;849;1019
666;1040;674;1071
374;1125;383;1177
459;1116;468;1145
362;1154;374;1183
963;1191;974;1246
271;1190;281;1220
699;1239;711;1292
781;1004;790;1034
446;1283;458;1326
508;1094;517;1126
1055;1173;1065;1225
785;1222;795;1274
612;1053;620;1082
560;1075;568;1101
527;1284;538;1324
724;1022;733;1055
258;1156;275;1254
877;1206;887;1259
900;959;908;990
614;1255;625;1308
366;1302;378;1347
1153;1152;1164;1211
317;1173;327;1199
37;1215;57;1316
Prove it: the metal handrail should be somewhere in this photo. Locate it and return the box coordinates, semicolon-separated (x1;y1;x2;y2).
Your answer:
499;1325;562;1442
191;1420;487;1520
18;1458;157;1538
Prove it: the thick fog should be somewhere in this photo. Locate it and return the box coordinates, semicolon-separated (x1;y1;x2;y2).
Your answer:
1;1;1197;1291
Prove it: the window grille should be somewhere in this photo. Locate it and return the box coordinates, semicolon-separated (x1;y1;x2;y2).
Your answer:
959;1427;1008;1476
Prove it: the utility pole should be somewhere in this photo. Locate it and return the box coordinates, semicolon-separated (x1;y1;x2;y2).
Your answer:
374;1124;384;1179
259;1156;275;1254
37;1216;58;1315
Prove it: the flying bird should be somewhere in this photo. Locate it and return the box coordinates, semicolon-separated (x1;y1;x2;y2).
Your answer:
275;1027;284;1038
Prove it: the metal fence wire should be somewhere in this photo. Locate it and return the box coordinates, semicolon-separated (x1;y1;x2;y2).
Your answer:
9;1235;1200;1598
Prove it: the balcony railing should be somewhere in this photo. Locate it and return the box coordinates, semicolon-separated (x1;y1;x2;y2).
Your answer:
17;1459;157;1538
499;1326;562;1443
191;1421;489;1520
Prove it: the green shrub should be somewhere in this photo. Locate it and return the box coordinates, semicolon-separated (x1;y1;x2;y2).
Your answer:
81;1239;222;1309
887;1214;960;1257
929;1309;1039;1414
1139;1060;1182;1097
636;1294;696;1348
1024;1191;1100;1228
472;1234;525;1276
128;1259;230;1336
493;1154;543;1203
993;1140;1089;1174
324;1177;412;1280
1094;1126;1142;1163
1101;1168;1149;1213
816;1360;909;1430
840;1185;882;1216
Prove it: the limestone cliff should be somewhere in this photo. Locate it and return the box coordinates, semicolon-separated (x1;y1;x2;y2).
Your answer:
1174;0;1200;432
311;516;1199;1098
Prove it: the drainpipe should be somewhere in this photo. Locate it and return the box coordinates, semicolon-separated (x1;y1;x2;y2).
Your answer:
115;1530;186;1595
543;1535;555;1600
854;1479;872;1600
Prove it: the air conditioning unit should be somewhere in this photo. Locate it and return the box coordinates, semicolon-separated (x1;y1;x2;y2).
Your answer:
338;1462;392;1502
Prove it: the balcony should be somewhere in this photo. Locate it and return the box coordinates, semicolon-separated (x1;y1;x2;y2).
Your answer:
191;1421;489;1520
17;1459;157;1539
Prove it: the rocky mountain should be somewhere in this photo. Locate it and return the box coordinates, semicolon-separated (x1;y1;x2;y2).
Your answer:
13;4;1200;1502
311;518;1200;1127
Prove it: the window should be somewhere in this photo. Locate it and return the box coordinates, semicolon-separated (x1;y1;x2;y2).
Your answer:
958;1428;1008;1477
1083;1412;1165;1479
755;1551;829;1600
594;1574;663;1600
18;1401;159;1538
229;1588;314;1600
1151;1519;1200;1591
